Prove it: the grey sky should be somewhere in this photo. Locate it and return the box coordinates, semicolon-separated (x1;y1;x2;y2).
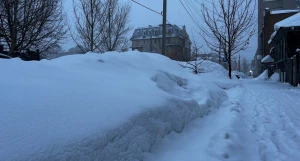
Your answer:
63;0;257;61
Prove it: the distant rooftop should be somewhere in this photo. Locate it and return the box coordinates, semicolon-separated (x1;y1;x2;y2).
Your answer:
131;24;190;42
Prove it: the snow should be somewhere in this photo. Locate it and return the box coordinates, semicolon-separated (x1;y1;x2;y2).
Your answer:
0;51;231;160
271;9;299;15
2;50;299;161
270;72;280;82
144;74;300;161
261;55;274;63
254;70;269;80
274;12;300;30
144;86;259;161
269;12;300;44
232;71;249;79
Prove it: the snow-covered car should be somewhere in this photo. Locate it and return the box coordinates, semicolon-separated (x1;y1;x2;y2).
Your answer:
0;53;11;59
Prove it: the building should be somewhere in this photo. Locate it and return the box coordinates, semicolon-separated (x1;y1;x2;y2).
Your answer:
254;0;300;77
261;9;299;61
130;24;192;61
268;12;300;86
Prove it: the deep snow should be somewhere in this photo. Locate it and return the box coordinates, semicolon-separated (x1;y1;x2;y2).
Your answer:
4;51;295;161
0;51;235;161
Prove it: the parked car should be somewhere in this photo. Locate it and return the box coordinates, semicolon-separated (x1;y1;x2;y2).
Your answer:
0;53;12;59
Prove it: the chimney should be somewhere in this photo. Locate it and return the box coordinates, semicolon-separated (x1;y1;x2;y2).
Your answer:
182;25;186;32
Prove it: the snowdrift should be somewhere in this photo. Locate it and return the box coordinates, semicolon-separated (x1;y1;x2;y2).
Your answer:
0;51;229;161
254;70;269;80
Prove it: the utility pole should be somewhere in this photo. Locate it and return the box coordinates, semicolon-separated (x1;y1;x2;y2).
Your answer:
162;0;167;55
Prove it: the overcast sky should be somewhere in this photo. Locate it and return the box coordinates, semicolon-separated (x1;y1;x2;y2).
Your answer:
63;0;257;61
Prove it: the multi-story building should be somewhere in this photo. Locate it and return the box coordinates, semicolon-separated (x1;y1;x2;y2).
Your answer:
253;0;300;77
130;24;192;61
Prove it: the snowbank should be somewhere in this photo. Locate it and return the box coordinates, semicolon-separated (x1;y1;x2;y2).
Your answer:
0;51;228;160
254;70;269;80
179;60;242;90
270;72;280;82
232;71;249;79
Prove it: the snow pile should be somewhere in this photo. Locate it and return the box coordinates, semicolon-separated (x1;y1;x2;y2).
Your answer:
179;60;242;90
261;55;274;63
0;51;228;161
232;71;249;79
254;70;269;80
270;72;280;82
199;61;242;90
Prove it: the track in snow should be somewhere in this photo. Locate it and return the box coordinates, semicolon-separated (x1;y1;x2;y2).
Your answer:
241;80;300;161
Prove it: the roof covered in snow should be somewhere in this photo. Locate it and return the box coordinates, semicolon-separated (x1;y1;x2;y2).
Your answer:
270;9;299;15
261;55;274;63
131;24;191;42
269;12;300;44
274;12;300;30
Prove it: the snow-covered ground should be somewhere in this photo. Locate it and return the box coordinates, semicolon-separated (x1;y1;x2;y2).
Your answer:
144;72;300;161
0;51;236;161
2;51;299;161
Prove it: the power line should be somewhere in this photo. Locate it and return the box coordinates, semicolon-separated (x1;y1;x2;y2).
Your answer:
178;0;201;29
131;0;173;25
131;0;162;15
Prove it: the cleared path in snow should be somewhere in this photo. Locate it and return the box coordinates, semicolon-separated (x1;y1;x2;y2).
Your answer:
144;84;259;161
241;80;300;161
144;79;300;161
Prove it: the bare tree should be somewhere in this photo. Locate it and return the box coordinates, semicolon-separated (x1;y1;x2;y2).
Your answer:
71;0;108;53
71;0;131;53
101;0;131;52
179;38;204;74
200;0;256;79
0;0;66;54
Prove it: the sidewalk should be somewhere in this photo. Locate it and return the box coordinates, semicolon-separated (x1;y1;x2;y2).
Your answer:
144;79;300;161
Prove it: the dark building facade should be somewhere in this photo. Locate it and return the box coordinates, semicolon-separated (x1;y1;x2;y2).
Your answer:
253;0;300;77
262;9;299;59
269;13;300;86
